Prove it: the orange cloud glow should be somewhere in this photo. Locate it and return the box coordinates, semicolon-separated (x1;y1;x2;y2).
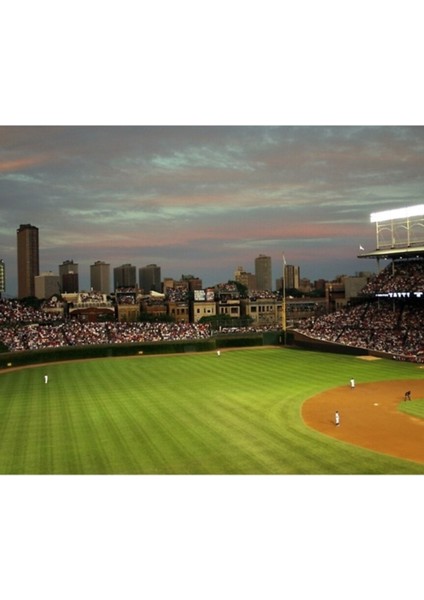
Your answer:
0;154;52;173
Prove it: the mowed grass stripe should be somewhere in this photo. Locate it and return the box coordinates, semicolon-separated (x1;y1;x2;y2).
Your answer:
155;391;264;474
135;359;235;473
202;399;286;473
197;353;341;473
116;359;209;473
197;356;290;473
68;359;195;473
147;396;224;474
88;364;182;474
0;374;27;473
158;353;275;472
57;364;114;473
0;349;423;474
73;361;157;473
10;374;40;473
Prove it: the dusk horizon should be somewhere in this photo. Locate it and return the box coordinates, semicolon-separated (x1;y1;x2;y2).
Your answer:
2;126;423;297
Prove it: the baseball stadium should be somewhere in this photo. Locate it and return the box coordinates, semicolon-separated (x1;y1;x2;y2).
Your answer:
1;205;424;474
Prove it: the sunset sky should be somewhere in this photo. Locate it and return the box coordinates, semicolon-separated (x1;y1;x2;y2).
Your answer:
1;125;423;295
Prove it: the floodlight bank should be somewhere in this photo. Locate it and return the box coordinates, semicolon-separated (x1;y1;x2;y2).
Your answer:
370;204;424;223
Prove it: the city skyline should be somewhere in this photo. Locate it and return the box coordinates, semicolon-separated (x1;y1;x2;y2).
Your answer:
2;126;424;296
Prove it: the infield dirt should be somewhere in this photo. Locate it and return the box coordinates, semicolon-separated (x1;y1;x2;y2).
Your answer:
302;378;424;465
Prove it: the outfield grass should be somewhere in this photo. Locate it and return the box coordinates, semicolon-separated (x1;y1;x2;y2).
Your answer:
0;347;423;474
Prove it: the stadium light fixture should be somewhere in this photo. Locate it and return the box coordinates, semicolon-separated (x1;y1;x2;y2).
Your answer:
370;205;424;223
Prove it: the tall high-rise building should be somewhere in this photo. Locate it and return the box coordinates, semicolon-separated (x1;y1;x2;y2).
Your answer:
139;264;161;293
114;263;136;289
90;260;110;294
254;254;272;291
284;264;300;290
17;223;39;299
34;272;60;299
0;259;5;297
59;259;79;293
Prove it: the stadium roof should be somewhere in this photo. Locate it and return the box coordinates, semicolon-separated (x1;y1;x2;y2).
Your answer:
358;246;424;260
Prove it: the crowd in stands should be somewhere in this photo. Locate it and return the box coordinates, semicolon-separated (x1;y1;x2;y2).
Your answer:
115;287;137;294
0;299;61;325
0;314;211;352
296;302;406;353
296;258;424;361
248;290;278;300
218;325;280;334
141;297;166;307
360;258;424;295
116;294;137;305
216;283;238;294
41;296;64;309
0;294;280;352
165;286;190;302
78;291;106;304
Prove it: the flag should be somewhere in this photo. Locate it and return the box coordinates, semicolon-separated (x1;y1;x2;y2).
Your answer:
359;245;365;251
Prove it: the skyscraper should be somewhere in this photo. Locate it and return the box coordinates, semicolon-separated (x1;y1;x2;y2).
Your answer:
254;254;272;291
114;263;136;289
59;259;79;293
17;224;39;299
90;260;110;294
139;264;161;293
284;264;300;290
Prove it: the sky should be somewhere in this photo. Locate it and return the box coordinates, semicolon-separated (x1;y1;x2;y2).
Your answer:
1;125;424;296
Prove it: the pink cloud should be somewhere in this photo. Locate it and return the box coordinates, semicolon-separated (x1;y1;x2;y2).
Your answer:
0;155;50;173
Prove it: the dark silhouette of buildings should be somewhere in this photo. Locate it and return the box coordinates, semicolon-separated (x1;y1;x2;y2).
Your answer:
17;224;39;298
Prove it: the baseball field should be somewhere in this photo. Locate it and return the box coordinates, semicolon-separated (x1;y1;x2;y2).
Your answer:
1;346;423;474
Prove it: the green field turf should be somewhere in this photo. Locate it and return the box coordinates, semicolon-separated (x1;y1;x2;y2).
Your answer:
398;398;424;419
0;347;423;474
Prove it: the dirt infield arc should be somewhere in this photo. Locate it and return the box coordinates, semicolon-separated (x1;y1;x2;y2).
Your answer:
302;379;424;465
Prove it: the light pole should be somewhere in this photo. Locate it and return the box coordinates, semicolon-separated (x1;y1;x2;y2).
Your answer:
282;254;287;344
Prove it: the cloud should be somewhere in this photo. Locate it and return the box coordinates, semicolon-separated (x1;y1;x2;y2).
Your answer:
1;126;424;295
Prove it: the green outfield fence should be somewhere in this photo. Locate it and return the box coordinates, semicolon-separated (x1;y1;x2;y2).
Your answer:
1;328;398;371
0;333;278;369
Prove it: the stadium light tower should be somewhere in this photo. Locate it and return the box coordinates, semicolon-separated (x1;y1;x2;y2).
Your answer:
370;204;424;250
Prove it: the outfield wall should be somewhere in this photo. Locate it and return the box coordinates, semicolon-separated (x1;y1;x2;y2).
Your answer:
0;333;275;369
0;329;396;370
292;330;399;360
292;331;368;356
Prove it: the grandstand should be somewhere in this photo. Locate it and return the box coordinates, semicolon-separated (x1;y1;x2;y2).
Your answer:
295;205;424;362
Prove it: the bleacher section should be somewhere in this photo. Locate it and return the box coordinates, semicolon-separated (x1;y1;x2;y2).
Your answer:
295;258;424;362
